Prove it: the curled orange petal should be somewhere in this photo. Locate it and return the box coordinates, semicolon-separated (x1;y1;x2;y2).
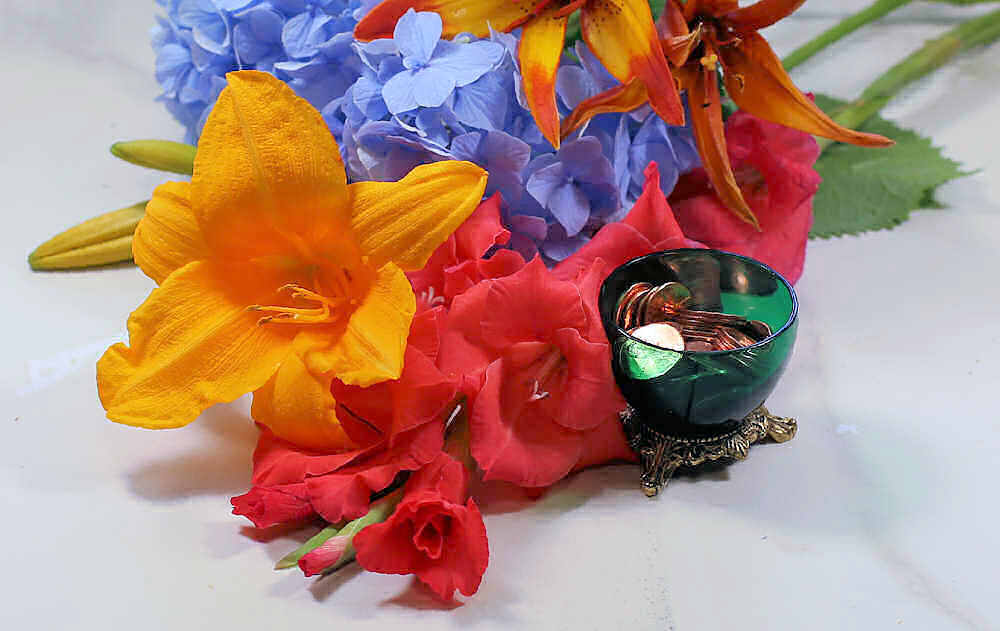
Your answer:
581;0;684;126
519;5;569;148
678;62;758;228
719;32;893;147
560;78;649;140
354;0;535;40
724;0;805;33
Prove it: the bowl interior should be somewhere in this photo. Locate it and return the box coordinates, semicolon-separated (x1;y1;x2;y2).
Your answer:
598;249;798;436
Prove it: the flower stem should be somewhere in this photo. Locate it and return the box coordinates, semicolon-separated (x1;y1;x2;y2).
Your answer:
782;0;914;72
816;8;1000;151
319;489;404;575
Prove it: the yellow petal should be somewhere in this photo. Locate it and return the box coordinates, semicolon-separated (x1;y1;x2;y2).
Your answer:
354;0;534;40
192;71;351;262
134;181;209;284
519;5;569;149
252;353;356;451
348;161;487;271
98;261;293;429
581;0;684;126
302;263;415;388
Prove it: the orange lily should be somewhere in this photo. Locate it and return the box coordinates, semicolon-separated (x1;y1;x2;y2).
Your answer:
97;71;487;450
564;0;893;227
354;0;685;149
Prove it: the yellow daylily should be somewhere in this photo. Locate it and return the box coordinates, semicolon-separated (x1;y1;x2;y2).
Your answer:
97;71;487;449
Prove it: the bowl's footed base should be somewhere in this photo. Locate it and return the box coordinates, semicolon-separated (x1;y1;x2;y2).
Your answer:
621;404;797;497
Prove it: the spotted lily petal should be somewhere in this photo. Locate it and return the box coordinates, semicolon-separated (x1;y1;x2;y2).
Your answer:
724;0;805;33
519;4;569;148
678;61;758;228
719;32;893;147
580;0;684;126
354;0;533;40
560;78;649;140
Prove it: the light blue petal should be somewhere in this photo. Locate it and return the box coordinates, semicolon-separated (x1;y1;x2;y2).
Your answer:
452;72;506;130
547;182;591;236
394;10;441;66
526;162;567;208
429;40;504;87
410;66;456;108
352;75;389;120
381;70;421;114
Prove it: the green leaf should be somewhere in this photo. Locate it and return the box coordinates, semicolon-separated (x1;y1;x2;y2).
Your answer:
809;94;970;238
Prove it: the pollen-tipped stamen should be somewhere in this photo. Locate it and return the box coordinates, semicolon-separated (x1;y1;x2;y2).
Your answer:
249;283;346;326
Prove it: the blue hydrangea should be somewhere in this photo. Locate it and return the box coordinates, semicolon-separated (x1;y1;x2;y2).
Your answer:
152;0;369;143
151;4;700;263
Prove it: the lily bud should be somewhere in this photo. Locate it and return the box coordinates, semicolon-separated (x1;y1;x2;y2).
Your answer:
29;201;146;271
110;140;196;175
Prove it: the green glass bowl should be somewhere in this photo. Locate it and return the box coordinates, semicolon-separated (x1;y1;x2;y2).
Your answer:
599;249;798;438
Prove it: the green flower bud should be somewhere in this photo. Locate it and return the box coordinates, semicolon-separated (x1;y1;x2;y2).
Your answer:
29;201;146;271
110;140;196;175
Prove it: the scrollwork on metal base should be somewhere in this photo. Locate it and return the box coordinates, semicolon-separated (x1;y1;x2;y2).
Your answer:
620;405;797;497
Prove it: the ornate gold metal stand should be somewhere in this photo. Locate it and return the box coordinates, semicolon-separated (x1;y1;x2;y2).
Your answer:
620;405;797;496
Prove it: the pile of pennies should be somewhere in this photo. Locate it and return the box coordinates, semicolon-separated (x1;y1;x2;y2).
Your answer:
615;281;772;352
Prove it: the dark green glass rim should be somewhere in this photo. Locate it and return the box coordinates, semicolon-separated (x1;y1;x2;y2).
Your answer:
607;248;799;356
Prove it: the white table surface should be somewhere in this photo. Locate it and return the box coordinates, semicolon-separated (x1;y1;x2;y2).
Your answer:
2;2;999;629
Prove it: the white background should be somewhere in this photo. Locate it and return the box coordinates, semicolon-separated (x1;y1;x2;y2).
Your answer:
2;1;999;629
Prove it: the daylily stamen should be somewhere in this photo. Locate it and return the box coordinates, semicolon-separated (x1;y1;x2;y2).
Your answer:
249;283;346;326
700;53;719;70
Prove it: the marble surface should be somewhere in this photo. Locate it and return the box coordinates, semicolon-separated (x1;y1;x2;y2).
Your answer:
2;2;999;629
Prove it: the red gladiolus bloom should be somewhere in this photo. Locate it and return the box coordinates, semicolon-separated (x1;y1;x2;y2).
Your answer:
355;453;489;601
407;193;525;310
439;257;629;487
232;309;458;527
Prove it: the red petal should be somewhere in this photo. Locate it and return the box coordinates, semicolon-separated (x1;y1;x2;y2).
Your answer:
230;484;315;528
481;257;588;350
470;358;584;487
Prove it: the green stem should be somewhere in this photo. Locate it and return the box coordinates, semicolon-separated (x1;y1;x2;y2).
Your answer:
817;7;1000;151
782;0;914;71
320;489;404;575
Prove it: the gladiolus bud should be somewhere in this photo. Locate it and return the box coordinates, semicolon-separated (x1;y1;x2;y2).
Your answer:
110;140;195;175
28;201;146;270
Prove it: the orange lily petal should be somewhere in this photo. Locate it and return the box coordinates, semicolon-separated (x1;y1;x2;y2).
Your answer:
678;62;759;228
133;181;208;284
719;33;893;147
302;263;415;387
354;0;535;40
252;353;356;451
657;0;689;40
724;0;805;33
98;261;293;429
694;0;739;18
581;0;684;126
560;78;650;140
519;4;568;148
348;161;487;272
192;71;351;262
660;26;703;68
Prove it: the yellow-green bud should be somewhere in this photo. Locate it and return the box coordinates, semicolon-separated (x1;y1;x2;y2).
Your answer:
29;201;146;271
110;140;196;175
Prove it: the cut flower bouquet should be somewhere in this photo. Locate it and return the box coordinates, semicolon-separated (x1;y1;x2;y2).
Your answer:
30;0;1000;604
